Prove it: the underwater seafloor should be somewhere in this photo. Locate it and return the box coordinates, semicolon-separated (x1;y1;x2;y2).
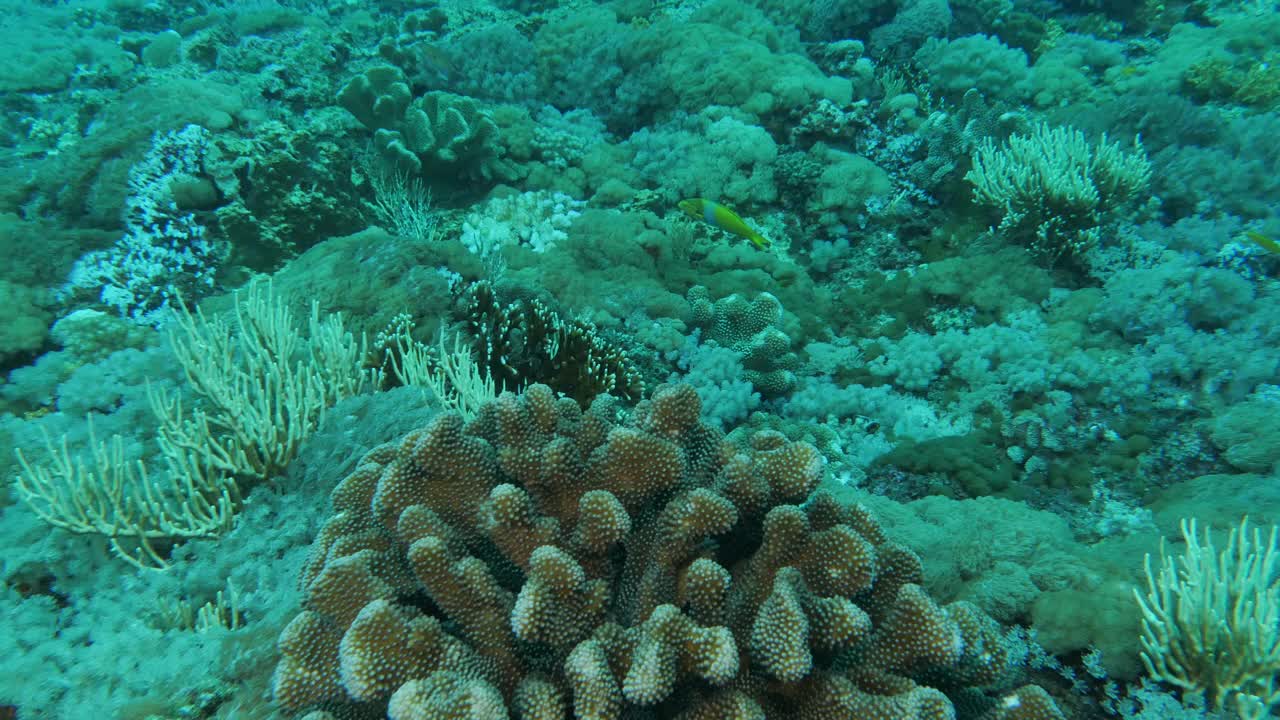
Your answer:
2;0;1280;718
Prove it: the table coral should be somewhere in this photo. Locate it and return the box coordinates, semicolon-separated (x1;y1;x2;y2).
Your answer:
273;384;1062;719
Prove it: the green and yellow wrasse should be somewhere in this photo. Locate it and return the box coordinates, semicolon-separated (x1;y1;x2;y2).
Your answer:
1245;230;1280;255
677;198;770;249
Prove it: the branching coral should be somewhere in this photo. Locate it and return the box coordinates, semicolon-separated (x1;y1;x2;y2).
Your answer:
965;121;1151;259
272;383;1063;719
1135;517;1280;719
13;281;374;570
14;420;236;570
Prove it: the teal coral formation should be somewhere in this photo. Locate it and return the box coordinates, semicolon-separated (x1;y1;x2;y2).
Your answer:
273;384;1062;719
2;0;1280;716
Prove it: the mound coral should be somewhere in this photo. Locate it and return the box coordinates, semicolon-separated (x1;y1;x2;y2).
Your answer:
273;384;1062;719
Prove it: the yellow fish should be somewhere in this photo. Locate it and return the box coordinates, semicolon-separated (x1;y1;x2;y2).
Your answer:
678;198;770;249
1245;230;1280;255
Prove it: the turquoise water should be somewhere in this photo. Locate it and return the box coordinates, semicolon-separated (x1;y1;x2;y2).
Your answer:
1;0;1278;717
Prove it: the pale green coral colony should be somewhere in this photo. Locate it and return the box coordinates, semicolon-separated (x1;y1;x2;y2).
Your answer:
1;0;1279;718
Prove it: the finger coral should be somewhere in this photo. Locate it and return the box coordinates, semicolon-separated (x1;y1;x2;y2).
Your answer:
273;383;1062;719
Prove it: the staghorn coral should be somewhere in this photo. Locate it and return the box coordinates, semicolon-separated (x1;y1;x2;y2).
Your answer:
273;383;1062;719
965;121;1151;260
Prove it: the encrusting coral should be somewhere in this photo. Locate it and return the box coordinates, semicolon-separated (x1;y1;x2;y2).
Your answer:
272;384;1064;719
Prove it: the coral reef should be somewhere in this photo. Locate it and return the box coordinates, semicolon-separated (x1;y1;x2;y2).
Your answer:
4;0;1280;716
65;125;226;325
965;121;1152;258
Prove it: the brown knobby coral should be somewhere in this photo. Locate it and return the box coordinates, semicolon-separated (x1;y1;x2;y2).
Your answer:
273;383;1062;719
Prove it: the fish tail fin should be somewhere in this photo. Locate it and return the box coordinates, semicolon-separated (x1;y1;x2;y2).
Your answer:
749;231;770;249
